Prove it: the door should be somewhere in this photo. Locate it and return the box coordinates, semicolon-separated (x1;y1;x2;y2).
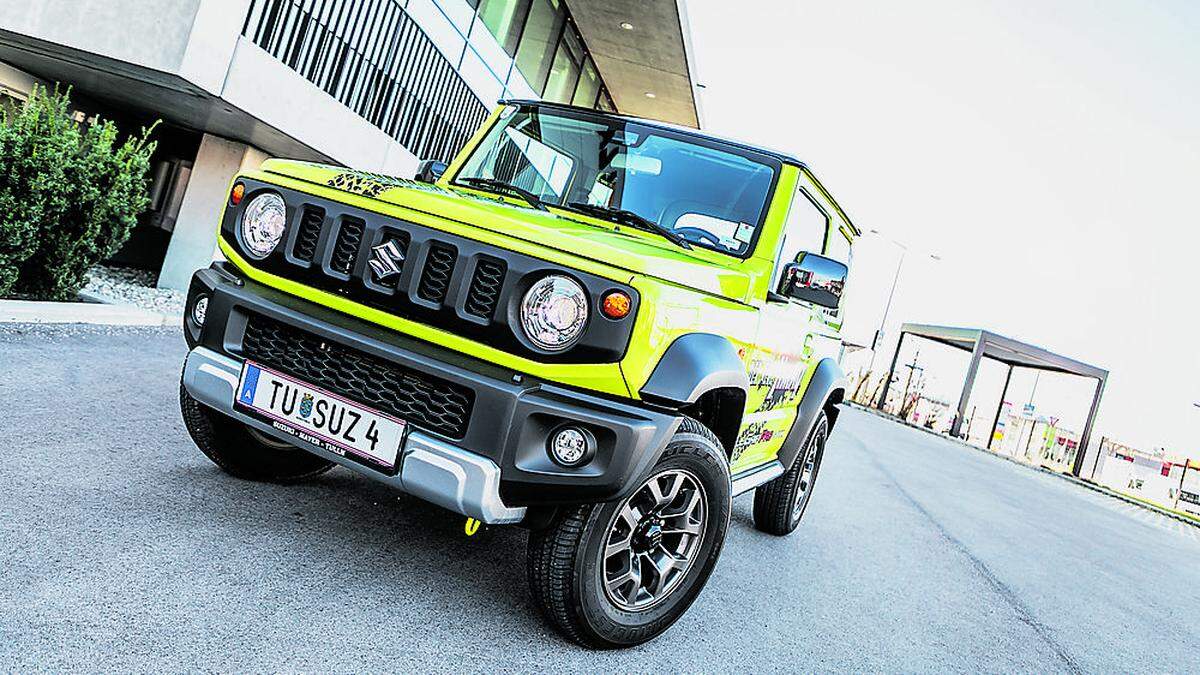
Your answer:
729;187;835;473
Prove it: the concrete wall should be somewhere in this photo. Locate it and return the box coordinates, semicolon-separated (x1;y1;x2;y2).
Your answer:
179;0;255;94
0;0;201;74
0;61;42;98
220;37;420;176
158;134;267;290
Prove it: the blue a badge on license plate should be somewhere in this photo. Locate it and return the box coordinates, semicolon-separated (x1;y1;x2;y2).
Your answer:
234;361;407;473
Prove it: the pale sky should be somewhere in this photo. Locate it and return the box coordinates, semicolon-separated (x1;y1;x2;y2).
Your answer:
686;0;1200;457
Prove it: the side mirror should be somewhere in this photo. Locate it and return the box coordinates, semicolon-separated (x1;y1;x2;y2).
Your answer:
414;159;447;184
777;252;848;310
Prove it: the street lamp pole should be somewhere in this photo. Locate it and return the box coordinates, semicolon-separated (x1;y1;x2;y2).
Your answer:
865;230;940;376
867;244;907;375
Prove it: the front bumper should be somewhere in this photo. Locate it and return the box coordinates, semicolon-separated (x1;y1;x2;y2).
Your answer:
183;346;526;523
182;264;680;522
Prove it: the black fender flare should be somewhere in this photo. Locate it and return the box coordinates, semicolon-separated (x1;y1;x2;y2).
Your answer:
777;358;848;471
638;333;750;405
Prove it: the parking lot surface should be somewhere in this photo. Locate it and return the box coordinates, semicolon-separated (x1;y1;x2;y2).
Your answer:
2;324;1197;672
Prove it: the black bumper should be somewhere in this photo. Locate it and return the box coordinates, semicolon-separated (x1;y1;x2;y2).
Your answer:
185;264;680;506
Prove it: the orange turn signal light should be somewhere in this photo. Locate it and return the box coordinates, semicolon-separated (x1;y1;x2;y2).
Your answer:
601;290;631;319
230;182;245;205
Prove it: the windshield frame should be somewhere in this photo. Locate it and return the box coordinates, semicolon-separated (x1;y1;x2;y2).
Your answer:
449;102;784;260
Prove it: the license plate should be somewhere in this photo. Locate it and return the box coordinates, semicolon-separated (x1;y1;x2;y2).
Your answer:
234;361;407;473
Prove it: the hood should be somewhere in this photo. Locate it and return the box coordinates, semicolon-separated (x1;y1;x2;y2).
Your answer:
260;160;755;302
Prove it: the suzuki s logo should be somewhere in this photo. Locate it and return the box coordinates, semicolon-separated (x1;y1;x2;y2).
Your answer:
368;240;406;282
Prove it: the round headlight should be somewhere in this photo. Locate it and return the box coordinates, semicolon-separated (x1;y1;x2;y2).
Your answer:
520;275;588;351
239;192;287;259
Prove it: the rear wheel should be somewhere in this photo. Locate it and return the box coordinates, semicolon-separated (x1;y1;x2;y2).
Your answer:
180;379;335;483
752;411;828;536
527;418;731;649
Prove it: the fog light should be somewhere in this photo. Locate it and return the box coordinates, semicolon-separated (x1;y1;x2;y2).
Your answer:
191;295;209;327
549;426;594;468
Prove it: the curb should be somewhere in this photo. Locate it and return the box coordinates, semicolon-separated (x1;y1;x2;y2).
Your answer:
0;298;179;327
845;402;1200;530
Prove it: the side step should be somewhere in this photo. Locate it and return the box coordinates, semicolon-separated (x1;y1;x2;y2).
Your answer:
731;460;784;496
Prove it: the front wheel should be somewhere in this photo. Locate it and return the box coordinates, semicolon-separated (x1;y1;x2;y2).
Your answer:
752;410;828;536
180;379;336;483
527;418;731;649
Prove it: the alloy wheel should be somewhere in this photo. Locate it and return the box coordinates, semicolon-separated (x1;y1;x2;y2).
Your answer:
791;421;826;521
601;468;707;612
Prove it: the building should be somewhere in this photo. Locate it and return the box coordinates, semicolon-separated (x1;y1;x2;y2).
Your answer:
0;0;701;289
1087;438;1199;516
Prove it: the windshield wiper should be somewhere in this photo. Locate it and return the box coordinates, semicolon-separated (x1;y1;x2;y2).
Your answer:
458;177;548;211
565;202;692;250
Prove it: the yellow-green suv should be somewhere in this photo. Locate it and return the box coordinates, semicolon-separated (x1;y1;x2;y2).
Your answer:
178;101;856;648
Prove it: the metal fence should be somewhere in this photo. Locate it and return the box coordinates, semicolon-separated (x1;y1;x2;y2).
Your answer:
243;0;491;162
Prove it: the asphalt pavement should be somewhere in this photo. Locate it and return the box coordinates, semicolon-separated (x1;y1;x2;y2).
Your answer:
1;324;1197;672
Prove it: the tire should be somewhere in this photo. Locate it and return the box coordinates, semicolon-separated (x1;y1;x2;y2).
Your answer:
179;378;336;483
752;410;828;536
527;417;731;649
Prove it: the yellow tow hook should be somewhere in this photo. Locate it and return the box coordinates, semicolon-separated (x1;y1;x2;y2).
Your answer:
464;517;481;537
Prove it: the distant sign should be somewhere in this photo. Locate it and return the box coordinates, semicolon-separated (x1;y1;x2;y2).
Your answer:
1023;403;1036;417
1180;491;1200;506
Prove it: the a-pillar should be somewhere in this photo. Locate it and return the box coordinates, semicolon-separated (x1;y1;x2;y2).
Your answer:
158;134;268;290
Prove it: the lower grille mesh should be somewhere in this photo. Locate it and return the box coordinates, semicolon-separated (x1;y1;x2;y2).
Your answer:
241;313;474;438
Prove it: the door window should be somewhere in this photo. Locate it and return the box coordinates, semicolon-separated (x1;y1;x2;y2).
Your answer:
771;189;829;291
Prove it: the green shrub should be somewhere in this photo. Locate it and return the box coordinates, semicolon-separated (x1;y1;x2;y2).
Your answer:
0;85;157;300
0;86;76;296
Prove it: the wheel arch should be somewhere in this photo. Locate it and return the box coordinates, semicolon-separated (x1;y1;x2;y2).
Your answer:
639;333;750;457
777;358;848;471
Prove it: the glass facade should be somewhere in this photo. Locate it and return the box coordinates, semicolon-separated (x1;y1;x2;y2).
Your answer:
474;0;611;110
241;0;617;164
513;0;565;93
477;0;530;56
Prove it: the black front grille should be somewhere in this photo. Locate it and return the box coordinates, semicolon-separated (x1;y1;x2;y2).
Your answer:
331;217;365;274
293;206;324;262
417;243;457;303
241;313;474;438
464;257;506;319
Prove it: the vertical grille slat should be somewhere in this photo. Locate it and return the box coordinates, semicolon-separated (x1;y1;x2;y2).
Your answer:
464;257;506;320
417;242;457;303
292;205;325;262
331;216;365;274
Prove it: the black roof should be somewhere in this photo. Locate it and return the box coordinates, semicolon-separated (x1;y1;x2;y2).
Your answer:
499;99;860;235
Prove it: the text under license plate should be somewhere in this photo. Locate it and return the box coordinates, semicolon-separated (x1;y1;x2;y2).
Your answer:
235;361;406;472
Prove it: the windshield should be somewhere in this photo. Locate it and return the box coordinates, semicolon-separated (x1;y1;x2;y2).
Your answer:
453;105;780;257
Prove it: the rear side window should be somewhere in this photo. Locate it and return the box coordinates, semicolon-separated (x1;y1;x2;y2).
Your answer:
771;189;829;290
826;225;852;264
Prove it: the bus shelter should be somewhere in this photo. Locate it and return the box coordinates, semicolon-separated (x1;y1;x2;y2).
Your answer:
876;324;1107;476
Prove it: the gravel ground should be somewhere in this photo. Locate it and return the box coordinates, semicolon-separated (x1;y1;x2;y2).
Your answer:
82;265;184;315
2;324;1199;672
